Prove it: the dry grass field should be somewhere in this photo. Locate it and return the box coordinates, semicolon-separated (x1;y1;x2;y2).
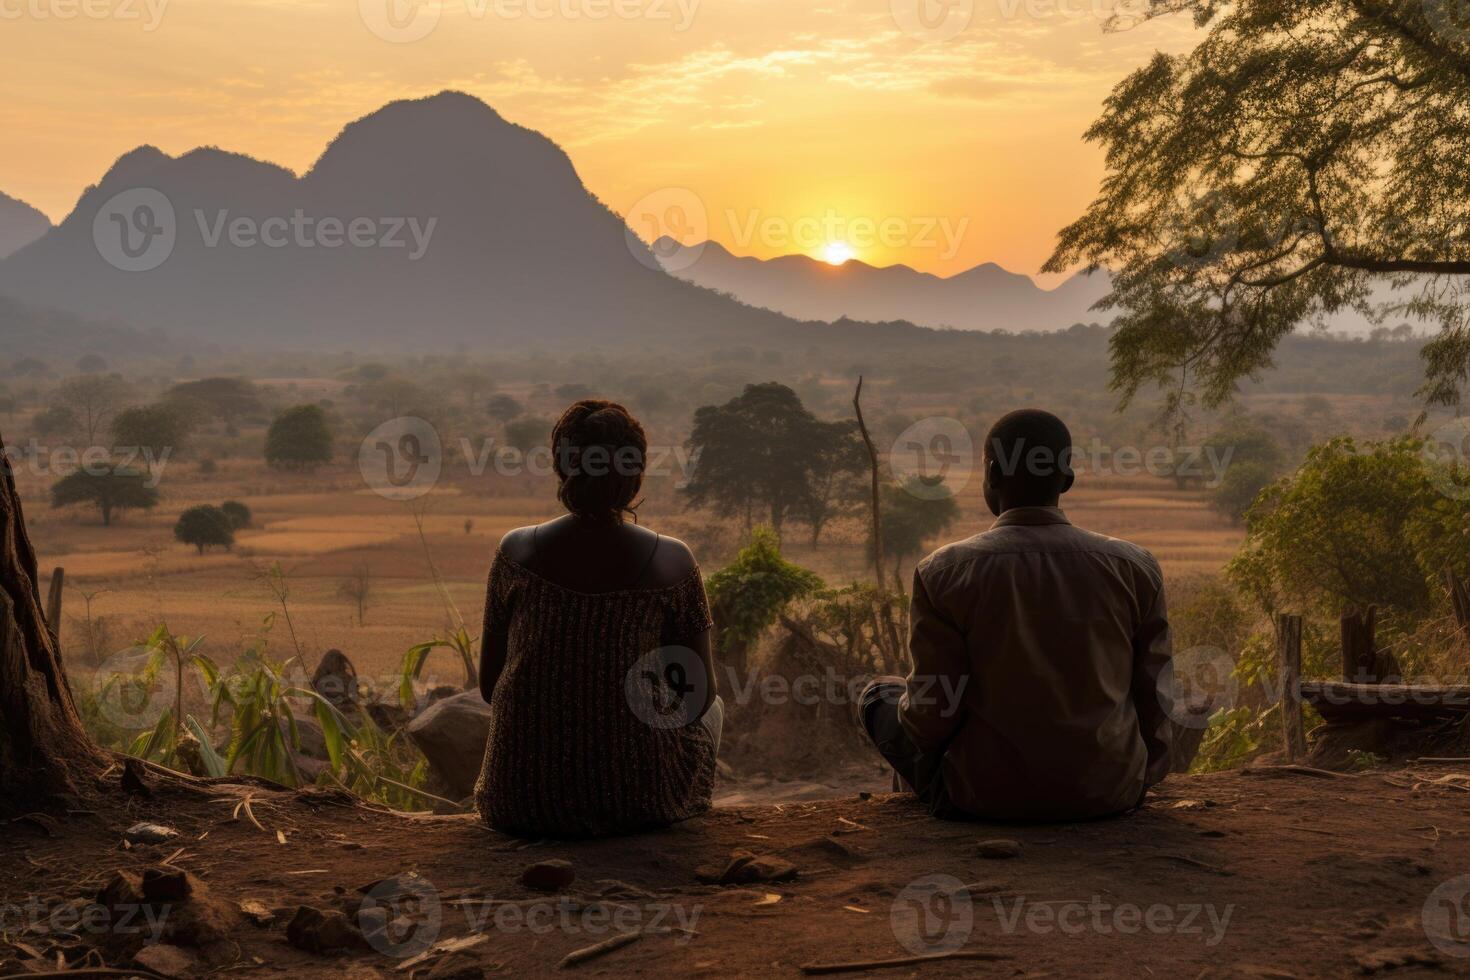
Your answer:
15;448;1244;693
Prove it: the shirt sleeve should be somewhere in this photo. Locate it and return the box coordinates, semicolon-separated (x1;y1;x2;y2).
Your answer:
664;569;715;645
898;564;971;753
1130;572;1175;790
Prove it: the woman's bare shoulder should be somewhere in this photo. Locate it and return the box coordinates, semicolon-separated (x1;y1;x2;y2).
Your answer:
646;533;700;588
497;525;539;564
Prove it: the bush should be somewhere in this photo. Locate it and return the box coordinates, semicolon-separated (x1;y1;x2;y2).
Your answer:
265;404;333;470
220;500;252;530
50;466;159;526
174;505;235;554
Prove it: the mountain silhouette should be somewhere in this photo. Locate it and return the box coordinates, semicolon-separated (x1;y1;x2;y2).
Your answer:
0;192;52;261
654;238;1112;331
0;92;797;348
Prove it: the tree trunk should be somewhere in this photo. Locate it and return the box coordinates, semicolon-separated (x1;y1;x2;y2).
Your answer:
0;435;108;804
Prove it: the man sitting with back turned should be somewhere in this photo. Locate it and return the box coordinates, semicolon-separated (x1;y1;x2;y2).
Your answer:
857;409;1174;820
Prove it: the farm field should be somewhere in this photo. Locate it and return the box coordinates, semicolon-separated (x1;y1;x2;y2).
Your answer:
15;452;1245;692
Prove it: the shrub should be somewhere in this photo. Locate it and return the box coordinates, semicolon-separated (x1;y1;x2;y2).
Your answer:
220;499;252;530
174;505;235;554
265;404;333;470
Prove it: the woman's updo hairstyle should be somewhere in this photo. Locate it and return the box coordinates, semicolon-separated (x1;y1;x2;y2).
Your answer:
550;399;647;522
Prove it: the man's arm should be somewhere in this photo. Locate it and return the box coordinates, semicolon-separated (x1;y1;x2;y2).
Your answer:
1130;575;1175;790
898;565;970;753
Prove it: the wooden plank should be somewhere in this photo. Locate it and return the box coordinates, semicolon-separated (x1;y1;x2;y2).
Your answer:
44;566;64;652
1278;614;1307;761
1300;681;1470;722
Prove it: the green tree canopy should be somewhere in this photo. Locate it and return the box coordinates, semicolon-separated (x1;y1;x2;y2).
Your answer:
174;505;235;554
705;525;824;669
684;382;862;536
111;402;195;460
265;404;333;470
165;377;264;426
50;466;159;526
1046;0;1470;412
220;500;252;530
873;477;961;582
1228;437;1470;623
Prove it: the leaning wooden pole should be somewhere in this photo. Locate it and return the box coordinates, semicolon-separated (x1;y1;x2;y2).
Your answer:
853;377;885;589
1278;614;1307;762
45;566;64;652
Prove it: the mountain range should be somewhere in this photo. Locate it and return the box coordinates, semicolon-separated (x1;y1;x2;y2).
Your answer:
654;239;1113;332
0;92;798;349
0;192;51;260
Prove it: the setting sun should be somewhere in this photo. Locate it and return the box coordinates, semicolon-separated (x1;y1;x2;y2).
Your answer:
822;241;855;266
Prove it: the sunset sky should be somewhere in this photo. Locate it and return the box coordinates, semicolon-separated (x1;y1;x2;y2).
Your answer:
0;0;1198;281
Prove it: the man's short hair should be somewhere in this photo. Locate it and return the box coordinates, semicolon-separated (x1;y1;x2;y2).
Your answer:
985;409;1073;501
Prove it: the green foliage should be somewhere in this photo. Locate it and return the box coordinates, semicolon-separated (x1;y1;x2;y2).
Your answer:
398;627;479;711
1212;460;1276;525
1044;0;1470;411
874;478;961;570
705;526;824;655
220;499;252;530
174;504;235;554
684;382;865;537
111;402;195;458
50;465;159;526
166;376;264;425
1228;437;1470;624
265;404;333;470
503;415;552;455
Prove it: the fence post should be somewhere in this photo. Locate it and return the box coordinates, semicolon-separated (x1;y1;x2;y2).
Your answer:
1278;614;1307;761
44;566;64;653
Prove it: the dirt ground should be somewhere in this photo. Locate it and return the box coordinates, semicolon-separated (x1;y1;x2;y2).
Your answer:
3;763;1468;979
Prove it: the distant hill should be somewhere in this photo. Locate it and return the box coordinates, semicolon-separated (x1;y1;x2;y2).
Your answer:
0;92;799;348
0;192;51;260
654;239;1113;332
0;294;171;365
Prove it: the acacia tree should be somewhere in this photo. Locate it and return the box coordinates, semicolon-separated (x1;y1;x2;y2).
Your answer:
1047;0;1470;414
0;434;109;801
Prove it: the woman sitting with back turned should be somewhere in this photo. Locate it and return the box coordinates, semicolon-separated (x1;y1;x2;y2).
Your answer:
473;399;721;838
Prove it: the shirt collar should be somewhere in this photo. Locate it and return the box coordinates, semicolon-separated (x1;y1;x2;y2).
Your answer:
990;505;1072;529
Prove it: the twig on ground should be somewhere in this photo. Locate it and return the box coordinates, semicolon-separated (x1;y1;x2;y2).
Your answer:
800;949;1010;975
559;931;642;968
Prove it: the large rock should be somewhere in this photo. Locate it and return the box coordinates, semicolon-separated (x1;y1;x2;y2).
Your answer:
406;690;491;799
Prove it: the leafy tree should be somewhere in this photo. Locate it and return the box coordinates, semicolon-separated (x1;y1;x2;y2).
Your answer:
1228;437;1470;624
111;403;195;460
485;394;523;422
503;415;552;455
265;404;333;470
1046;0;1470;412
873;478;961;586
797;419;868;546
1213;459;1276;525
684;382;845;535
54;373;130;443
75;354;108;373
705;526;824;678
165;377;263;427
174;505;235;554
50;466;159;526
32;405;79;441
220;500;252;530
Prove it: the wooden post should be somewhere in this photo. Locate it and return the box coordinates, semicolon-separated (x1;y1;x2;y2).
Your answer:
1278;614;1307;761
852;377;884;589
44;567;64;653
1447;568;1470;633
1341;606;1378;684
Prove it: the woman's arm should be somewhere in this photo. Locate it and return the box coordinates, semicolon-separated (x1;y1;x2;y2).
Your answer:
479;613;510;704
689;626;717;719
